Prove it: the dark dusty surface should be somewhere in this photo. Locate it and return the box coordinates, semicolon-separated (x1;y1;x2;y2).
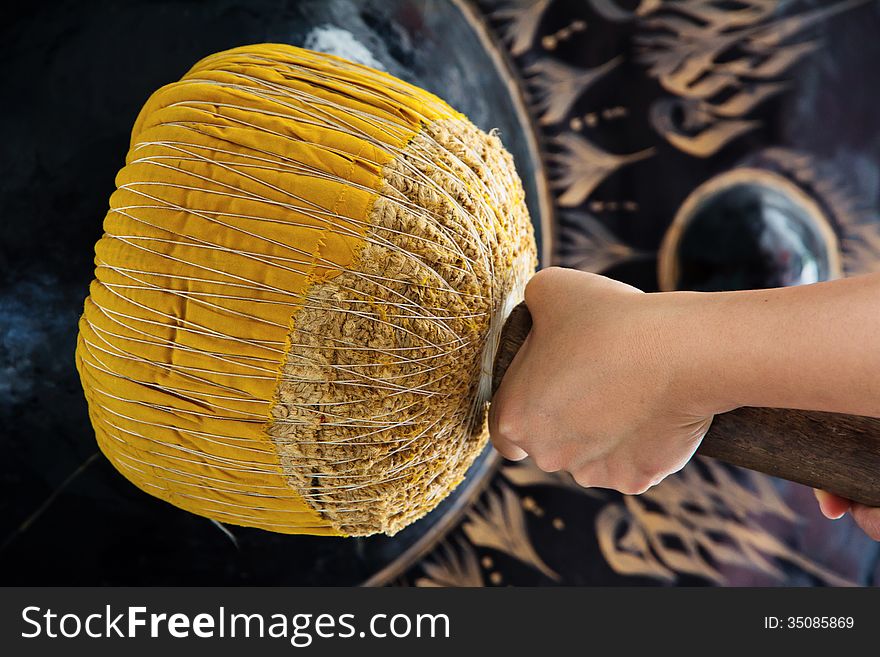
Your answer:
0;0;543;585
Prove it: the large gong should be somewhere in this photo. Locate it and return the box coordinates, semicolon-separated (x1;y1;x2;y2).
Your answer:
0;0;551;586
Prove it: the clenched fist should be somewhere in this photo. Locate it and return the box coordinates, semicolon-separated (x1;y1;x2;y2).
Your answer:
489;267;880;541
489;267;713;494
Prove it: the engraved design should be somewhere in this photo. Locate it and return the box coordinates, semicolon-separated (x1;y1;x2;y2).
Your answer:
525;56;621;126
587;0;663;22
415;538;485;587
462;483;559;581
556;211;652;274
638;0;869;157
486;0;553;57
403;458;856;586
595;504;677;582
598;459;855;586
398;0;880;587
548;133;654;207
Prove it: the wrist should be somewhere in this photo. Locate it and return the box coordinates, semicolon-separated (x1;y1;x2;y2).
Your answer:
648;289;745;417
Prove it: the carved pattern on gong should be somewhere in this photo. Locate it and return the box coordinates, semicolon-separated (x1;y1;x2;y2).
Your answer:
396;0;880;587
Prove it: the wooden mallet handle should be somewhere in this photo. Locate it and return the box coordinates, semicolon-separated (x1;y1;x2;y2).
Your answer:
491;302;880;506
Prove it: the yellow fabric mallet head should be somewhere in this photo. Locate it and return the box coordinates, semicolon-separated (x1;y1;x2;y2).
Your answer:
76;44;536;536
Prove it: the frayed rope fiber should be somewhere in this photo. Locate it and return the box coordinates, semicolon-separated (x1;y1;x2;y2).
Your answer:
76;43;536;536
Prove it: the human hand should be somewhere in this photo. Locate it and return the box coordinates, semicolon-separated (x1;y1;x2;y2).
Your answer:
488;267;715;495
814;489;880;540
488;267;880;543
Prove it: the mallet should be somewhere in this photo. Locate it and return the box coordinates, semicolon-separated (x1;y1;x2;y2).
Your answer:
77;44;880;540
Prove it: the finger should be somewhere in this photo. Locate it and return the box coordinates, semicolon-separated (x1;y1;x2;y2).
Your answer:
488;331;531;462
492;440;528;461
487;396;501;442
850;504;880;542
487;402;526;459
571;460;610;490
812;489;851;519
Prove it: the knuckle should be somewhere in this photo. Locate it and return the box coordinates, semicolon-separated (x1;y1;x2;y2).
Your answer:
631;471;652;491
637;458;673;485
527;266;564;288
619;471;656;496
638;457;665;478
524;267;566;306
494;442;528;461
492;407;521;446
571;467;595;488
532;454;562;473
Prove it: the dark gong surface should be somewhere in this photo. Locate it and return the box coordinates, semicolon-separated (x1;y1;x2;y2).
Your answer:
0;0;545;585
674;180;835;292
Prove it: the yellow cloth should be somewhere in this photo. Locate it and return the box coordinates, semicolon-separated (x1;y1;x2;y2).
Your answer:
76;44;459;534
